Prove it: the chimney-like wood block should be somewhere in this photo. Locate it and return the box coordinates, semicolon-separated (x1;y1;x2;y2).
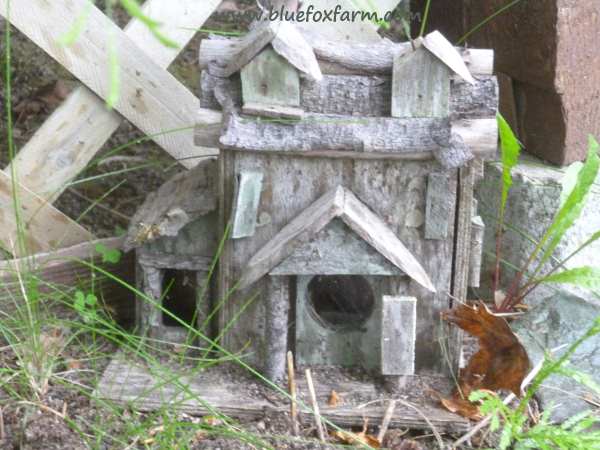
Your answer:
381;296;417;375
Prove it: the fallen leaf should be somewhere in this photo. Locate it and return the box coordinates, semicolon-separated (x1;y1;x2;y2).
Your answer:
440;301;530;418
66;359;81;370
332;430;381;448
440;396;483;421
328;390;341;407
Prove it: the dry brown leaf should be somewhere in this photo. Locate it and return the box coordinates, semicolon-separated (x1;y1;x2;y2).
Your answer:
440;301;530;418
331;430;381;448
328;390;341;407
440;396;483;421
66;359;82;370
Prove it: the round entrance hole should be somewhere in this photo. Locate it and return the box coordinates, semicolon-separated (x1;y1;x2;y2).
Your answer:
307;275;375;330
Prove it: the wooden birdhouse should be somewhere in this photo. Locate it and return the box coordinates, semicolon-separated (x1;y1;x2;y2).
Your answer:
131;20;498;391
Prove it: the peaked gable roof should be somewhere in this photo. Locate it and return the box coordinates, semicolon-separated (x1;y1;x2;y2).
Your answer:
238;186;436;292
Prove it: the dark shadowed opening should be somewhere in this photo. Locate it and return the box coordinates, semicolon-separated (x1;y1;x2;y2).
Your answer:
308;275;374;330
162;269;197;327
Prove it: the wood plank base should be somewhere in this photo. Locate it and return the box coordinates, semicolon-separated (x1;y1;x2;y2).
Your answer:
96;352;470;434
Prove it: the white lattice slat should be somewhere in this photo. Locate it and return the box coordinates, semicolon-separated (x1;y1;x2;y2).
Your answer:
0;0;221;255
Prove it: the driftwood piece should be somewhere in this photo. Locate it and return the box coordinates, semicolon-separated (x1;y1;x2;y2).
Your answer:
264;277;290;382
207;22;277;78
97;354;471;432
381;296;417;376
240;47;303;120
239;186;434;292
270;21;322;81
305;369;327;442
452;119;498;160
422;31;475;84
231;171;264;239
137;251;213;271
287;351;300;436
220;113;451;156
469;215;485;288
270;219;403;276
392;46;450;118
200;72;498;120
433;133;474;169
200;33;494;76
424;173;453;240
124;159;217;251
194;108;223;148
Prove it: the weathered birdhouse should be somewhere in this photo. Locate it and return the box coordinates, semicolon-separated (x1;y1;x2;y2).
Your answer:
130;21;498;389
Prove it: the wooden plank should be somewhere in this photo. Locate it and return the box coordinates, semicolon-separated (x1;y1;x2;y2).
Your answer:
0;0;218;176
0;237;135;322
97;353;470;432
381;296;417;375
0;171;94;255
452;118;499;159
200;34;494;76
5;0;221;203
220;113;451;156
264;277;290;382
392;46;451;118
201;72;499;119
240;47;302;119
231;171;264;239
425;173;452;240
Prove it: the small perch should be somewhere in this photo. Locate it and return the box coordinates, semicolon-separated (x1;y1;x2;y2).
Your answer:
377;399;397;443
305;369;327;442
287;351;299;436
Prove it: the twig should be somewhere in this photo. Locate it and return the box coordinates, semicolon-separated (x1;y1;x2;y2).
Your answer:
305;369;326;442
394;399;444;450
0;406;5;440
287;351;299;436
453;350;555;448
377;399;397;443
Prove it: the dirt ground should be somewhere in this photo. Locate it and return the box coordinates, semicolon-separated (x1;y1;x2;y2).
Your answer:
0;2;475;449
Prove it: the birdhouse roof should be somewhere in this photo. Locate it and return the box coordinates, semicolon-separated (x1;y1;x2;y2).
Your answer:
238;186;436;292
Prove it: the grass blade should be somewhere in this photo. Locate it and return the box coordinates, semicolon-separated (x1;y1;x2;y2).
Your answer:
539;266;600;291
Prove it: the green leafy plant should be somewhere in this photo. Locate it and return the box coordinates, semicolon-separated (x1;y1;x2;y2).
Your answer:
492;115;600;312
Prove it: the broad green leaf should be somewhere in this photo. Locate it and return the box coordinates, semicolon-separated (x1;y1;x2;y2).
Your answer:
559;161;584;208
497;113;522;219
95;243;122;264
536;137;599;271
540;266;600;290
86;293;98;306
74;291;86;312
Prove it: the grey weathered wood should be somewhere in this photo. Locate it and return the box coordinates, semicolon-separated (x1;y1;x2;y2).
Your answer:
264;277;290;382
422;31;475;85
97;353;470;432
242;102;304;120
433;133;474;169
207;22;277;78
137;251;213;271
425;173;453;240
124;159;218;252
391;46;450;118
218;151;458;372
270;219;403;275
194;108;223;148
220;113;450;156
381;296;417;375
200;72;499;120
231;171;264;239
469;215;485;288
240;47;302;119
239;186;435;292
200;33;494;76
452;118;498;160
270;21;322;81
